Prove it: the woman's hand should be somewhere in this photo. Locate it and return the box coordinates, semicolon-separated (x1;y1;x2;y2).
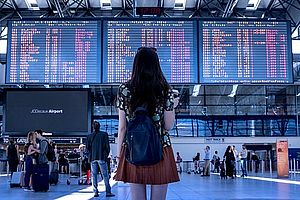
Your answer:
173;97;179;108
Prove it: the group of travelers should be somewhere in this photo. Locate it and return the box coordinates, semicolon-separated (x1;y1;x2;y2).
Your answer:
176;144;253;179
190;146;212;176
6;122;114;196
7;130;52;191
222;145;250;179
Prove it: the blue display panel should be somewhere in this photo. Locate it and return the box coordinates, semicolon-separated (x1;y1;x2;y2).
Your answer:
6;20;101;84
4;89;91;137
200;20;293;84
103;20;198;83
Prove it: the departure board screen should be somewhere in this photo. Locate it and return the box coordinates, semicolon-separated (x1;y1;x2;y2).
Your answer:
200;20;293;84
103;20;198;83
6;20;101;84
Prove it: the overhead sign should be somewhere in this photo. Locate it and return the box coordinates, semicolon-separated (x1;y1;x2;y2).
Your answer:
136;7;163;15
205;138;225;143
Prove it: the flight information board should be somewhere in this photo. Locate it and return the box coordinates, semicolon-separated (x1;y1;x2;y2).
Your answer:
6;20;101;84
103;20;198;83
200;20;293;84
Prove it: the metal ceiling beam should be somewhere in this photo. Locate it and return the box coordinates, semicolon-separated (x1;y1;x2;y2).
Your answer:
190;0;219;18
0;0;10;10
9;0;22;19
72;0;85;17
126;0;133;9
53;0;64;17
278;0;296;26
261;0;275;18
0;12;13;23
0;27;6;36
60;0;72;17
45;0;53;10
189;0;202;18
281;0;300;11
222;0;238;18
115;0;133;17
85;0;90;10
203;0;216;17
280;0;300;34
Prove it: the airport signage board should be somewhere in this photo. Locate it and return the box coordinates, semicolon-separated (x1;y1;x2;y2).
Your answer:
276;139;289;178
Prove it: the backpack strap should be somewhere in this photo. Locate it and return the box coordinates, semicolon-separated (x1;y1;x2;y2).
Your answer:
134;107;148;115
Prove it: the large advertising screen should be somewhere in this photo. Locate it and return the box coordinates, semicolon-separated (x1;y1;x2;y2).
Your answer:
3;89;91;136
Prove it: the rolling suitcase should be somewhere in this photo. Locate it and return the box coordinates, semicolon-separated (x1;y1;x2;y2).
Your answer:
10;171;25;188
32;164;49;192
49;163;59;185
10;164;25;188
49;170;59;185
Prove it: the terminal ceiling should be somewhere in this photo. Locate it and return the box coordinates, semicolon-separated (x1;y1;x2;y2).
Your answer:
0;0;299;29
0;0;300;109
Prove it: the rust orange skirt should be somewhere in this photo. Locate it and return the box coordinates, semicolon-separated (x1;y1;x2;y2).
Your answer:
114;146;180;185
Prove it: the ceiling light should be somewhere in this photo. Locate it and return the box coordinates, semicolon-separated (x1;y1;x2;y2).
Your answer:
174;0;186;10
246;0;262;11
192;85;201;97
24;0;40;10
100;0;112;10
228;84;238;97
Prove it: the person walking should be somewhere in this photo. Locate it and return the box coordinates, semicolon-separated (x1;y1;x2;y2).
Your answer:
87;121;115;198
202;146;210;176
212;151;220;173
240;145;248;177
114;47;180;200
176;152;183;173
6;138;19;178
224;146;235;179
232;145;238;177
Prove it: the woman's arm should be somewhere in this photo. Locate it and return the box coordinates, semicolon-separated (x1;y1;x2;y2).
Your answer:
164;97;179;131
27;145;35;155
117;109;126;158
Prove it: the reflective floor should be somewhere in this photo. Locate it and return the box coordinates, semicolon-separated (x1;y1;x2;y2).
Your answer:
0;172;300;200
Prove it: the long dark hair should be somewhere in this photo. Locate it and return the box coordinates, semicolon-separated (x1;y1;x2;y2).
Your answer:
127;47;170;115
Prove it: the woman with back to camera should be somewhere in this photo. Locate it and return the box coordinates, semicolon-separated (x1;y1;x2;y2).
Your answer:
114;47;180;200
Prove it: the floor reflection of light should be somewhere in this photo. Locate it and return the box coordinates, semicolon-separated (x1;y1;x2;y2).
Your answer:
55;173;117;200
244;176;300;185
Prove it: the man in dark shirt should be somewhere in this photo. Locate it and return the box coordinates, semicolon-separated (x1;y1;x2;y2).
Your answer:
6;139;19;177
87;121;115;198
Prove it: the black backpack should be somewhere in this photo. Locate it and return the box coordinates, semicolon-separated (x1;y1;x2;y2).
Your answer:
125;107;163;166
42;140;56;162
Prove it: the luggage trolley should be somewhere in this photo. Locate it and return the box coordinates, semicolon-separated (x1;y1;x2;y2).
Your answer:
66;157;81;185
66;150;91;185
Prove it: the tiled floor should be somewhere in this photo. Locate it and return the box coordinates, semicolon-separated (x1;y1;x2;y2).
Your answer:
0;172;300;200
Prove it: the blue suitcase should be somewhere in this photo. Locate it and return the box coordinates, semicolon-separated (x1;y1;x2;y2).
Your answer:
32;164;49;192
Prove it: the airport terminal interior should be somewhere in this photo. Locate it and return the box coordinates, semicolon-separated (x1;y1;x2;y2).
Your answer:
1;0;300;199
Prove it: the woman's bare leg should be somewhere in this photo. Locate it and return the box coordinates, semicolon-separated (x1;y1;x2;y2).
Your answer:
130;183;146;200
150;184;168;200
